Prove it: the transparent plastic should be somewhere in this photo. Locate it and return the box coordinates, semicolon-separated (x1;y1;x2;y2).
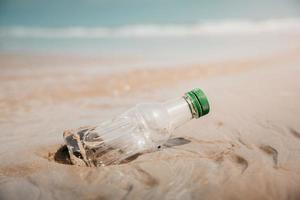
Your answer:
64;97;193;167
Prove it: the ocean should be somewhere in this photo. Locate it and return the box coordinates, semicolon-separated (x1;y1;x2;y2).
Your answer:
1;18;300;67
1;0;300;66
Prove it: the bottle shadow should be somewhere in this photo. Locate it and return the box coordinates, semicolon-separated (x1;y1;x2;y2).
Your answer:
54;145;72;165
122;137;191;164
164;137;191;148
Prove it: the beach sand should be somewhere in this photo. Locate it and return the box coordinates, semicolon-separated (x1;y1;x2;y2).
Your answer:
0;47;300;199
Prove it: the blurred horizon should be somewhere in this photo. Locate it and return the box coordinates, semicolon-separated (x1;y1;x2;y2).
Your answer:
1;0;300;28
1;0;300;65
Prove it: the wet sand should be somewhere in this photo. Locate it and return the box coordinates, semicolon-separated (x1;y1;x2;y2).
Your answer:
0;49;300;199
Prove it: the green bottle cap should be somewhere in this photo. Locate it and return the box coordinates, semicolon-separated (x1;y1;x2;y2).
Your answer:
185;88;210;118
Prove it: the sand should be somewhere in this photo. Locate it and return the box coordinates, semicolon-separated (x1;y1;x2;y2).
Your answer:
0;48;300;199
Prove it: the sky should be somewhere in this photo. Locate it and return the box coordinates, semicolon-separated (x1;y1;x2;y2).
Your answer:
0;0;300;27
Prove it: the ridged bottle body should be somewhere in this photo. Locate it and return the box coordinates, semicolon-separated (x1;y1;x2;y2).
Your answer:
76;97;192;166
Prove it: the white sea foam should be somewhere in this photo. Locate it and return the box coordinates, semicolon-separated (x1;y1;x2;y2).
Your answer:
1;18;300;38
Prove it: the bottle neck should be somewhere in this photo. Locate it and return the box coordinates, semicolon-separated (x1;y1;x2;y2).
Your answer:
163;97;193;129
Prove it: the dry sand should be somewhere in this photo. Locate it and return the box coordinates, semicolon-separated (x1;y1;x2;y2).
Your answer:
0;49;300;200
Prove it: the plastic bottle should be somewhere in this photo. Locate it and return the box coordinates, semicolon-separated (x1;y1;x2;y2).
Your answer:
64;88;210;167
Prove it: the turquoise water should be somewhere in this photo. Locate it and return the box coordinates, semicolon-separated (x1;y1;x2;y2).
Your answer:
1;34;298;68
0;0;300;64
1;0;300;27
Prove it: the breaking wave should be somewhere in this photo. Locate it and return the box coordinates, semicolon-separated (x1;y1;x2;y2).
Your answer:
1;18;300;38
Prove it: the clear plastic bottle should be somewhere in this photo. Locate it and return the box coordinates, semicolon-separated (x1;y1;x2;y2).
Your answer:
64;88;210;167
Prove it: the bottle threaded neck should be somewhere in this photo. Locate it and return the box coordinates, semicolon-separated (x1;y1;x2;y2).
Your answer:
184;88;210;118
